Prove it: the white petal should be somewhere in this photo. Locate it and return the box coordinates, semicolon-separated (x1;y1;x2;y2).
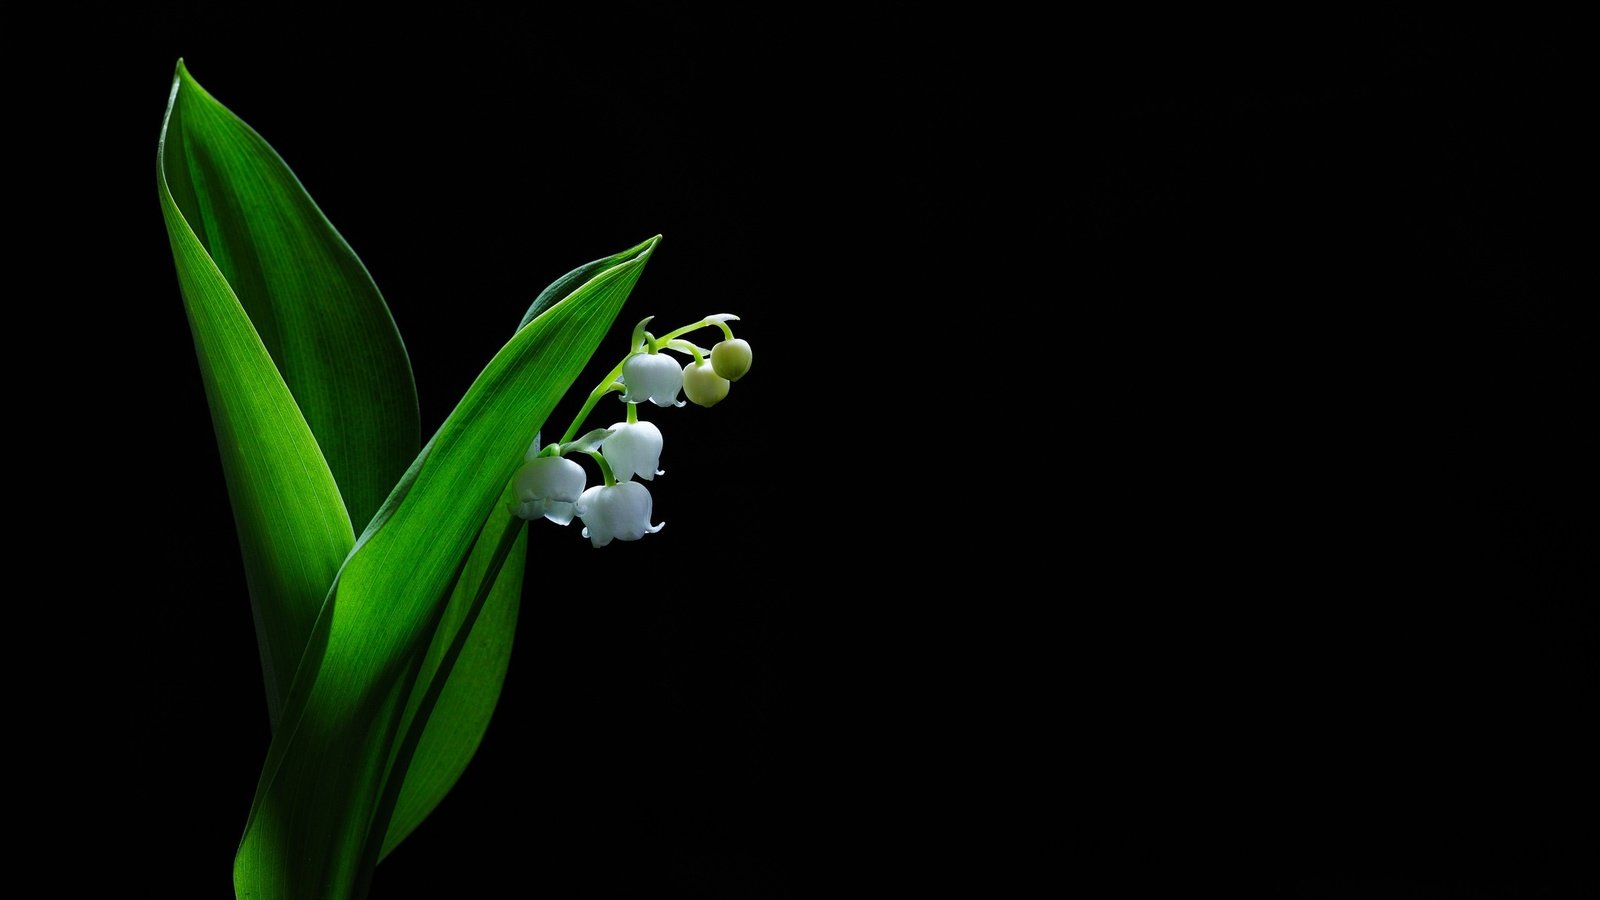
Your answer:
514;496;573;526
605;481;655;541
576;481;657;545
620;353;652;403
583;512;614;545
574;485;604;516
514;456;587;504
542;501;576;526
602;420;664;481
575;485;613;545
622;352;683;407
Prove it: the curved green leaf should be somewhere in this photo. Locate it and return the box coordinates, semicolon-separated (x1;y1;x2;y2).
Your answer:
159;66;357;725
164;62;419;535
235;237;659;900
379;502;525;859
516;241;660;331
161;58;651;889
381;241;665;857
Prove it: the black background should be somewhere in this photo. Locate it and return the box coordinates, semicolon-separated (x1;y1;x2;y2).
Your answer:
21;5;1589;898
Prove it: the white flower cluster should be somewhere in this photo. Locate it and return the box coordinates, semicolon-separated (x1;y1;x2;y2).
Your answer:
512;320;752;547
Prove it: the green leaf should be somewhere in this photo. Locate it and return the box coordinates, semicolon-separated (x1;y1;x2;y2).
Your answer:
235;236;659;900
380;239;664;857
517;245;659;332
158;64;359;725
160;58;548;871
162;61;419;537
377;499;526;859
560;427;617;456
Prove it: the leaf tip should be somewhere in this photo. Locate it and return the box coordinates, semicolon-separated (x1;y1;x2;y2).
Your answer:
173;59;215;100
632;234;663;262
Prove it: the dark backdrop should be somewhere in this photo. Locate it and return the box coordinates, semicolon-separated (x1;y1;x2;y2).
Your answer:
48;4;932;897
21;6;1588;899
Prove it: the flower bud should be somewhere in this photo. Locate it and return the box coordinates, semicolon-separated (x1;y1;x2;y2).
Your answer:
710;338;752;381
682;359;730;407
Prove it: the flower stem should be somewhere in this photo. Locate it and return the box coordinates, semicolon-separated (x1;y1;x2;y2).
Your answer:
658;317;724;344
664;338;706;365
585;449;617;486
559;316;729;443
558;366;627;444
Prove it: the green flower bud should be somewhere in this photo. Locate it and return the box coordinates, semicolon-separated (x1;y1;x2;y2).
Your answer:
710;338;752;381
682;359;731;407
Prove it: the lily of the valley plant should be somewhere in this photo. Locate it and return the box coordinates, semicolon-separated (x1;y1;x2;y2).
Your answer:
158;61;752;899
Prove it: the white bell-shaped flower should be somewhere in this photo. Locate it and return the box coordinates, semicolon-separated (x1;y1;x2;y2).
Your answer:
621;352;684;407
601;420;664;481
512;456;587;525
575;481;664;547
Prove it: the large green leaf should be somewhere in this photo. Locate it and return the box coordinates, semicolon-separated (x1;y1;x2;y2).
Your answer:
378;502;525;859
161;59;654;891
235;237;659;900
162;59;535;828
159;67;358;726
160;61;430;728
379;240;667;857
163;61;419;534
